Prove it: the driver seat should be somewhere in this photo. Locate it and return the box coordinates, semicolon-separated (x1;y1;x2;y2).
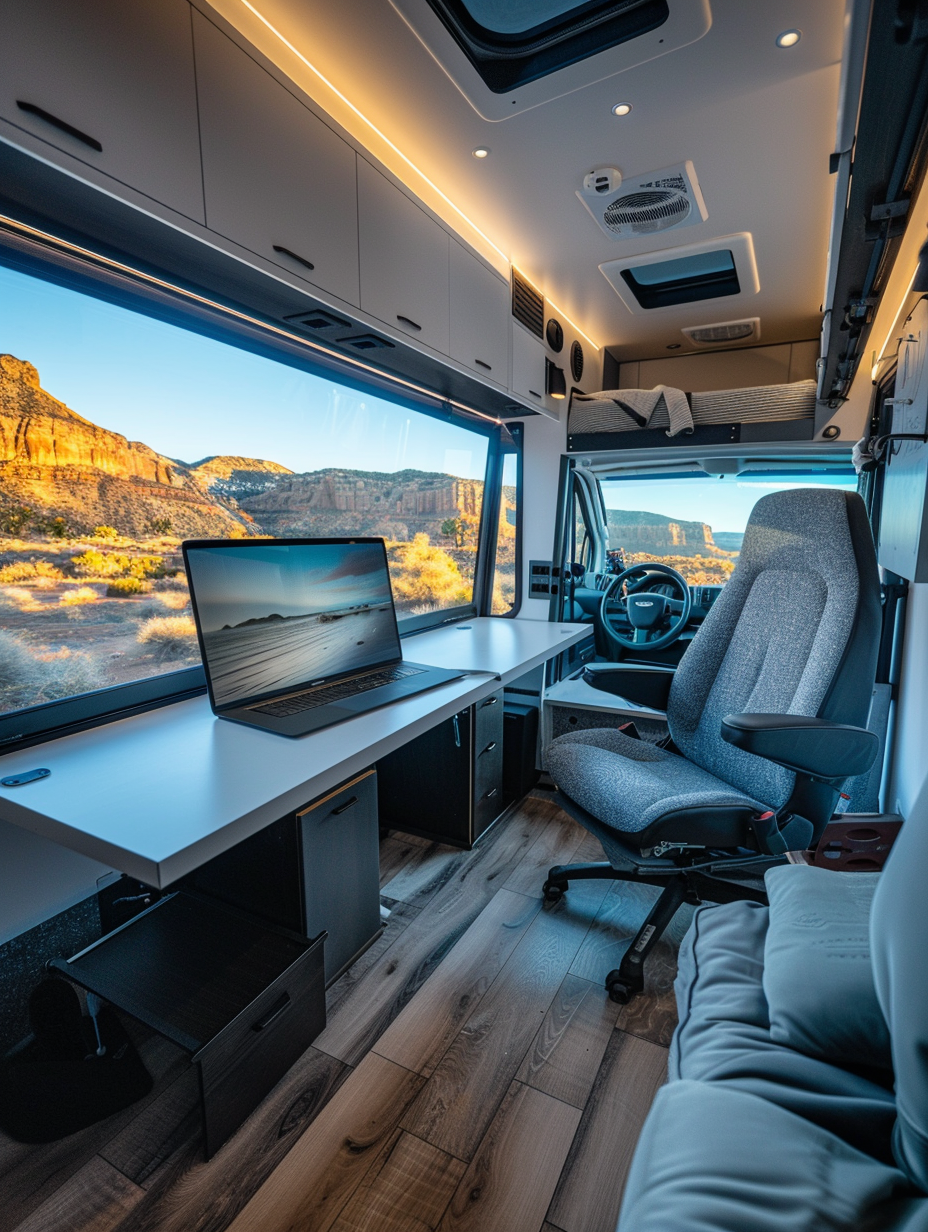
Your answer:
544;489;882;1003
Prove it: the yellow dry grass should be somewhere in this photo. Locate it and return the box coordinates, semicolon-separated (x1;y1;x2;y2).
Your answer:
137;614;197;646
156;591;190;611
59;587;100;607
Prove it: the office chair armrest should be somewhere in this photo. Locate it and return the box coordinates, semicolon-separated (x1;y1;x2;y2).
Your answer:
720;714;878;781
582;664;674;710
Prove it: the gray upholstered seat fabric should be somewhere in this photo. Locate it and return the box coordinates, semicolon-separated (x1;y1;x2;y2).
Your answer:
547;488;876;842
545;728;765;833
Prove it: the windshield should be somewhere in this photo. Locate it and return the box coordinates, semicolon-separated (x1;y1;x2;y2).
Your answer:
599;470;858;586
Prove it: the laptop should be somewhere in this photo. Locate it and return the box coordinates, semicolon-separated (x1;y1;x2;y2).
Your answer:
182;537;464;737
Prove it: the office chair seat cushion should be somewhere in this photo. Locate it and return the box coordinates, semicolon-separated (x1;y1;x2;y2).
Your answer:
546;727;764;836
763;866;891;1070
672;901;896;1162
617;1080;916;1232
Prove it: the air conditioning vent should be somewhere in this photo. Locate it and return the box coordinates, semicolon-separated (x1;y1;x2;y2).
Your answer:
570;340;584;382
340;333;395;351
682;318;760;346
512;270;544;338
578;161;707;240
284;308;351;332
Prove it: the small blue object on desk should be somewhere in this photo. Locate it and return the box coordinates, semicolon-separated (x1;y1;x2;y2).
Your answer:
1;768;51;787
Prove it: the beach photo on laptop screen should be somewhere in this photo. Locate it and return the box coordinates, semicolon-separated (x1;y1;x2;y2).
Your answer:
185;542;401;708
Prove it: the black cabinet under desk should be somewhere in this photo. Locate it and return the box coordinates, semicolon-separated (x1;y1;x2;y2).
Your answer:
377;688;506;847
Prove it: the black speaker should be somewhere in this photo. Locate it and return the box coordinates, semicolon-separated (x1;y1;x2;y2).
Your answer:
503;703;540;803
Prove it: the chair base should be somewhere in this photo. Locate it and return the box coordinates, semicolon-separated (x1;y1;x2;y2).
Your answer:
543;859;769;1005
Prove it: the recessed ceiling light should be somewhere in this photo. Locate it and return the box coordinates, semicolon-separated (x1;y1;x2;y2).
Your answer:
611;102;633;117
776;29;801;47
472;146;490;158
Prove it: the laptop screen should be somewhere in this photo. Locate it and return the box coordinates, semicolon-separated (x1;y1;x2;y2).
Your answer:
184;539;402;709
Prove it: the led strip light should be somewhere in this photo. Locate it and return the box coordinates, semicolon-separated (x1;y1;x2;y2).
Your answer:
0;212;504;427
236;0;602;353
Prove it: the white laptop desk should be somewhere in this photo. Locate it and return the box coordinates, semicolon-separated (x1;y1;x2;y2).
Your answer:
0;618;588;888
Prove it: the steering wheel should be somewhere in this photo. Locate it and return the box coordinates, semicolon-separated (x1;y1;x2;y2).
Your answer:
600;563;692;652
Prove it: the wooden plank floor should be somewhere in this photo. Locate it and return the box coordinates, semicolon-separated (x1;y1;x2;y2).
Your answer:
0;792;686;1232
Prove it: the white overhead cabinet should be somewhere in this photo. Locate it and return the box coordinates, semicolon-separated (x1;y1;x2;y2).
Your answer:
193;14;360;307
449;242;509;384
0;0;204;223
511;322;546;407
358;159;450;355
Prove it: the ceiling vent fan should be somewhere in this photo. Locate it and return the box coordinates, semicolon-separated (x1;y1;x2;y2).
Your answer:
577;161;708;239
682;318;760;346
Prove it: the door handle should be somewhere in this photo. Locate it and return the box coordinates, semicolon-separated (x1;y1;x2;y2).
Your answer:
331;795;358;815
484;787;498;800
252;992;291;1032
396;315;422;332
480;696;498;707
475;359;492;370
480;742;497;755
273;245;315;272
16;101;102;151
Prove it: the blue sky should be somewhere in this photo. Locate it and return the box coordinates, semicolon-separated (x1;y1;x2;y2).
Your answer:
0;263;488;480
601;474;857;536
187;543;393;630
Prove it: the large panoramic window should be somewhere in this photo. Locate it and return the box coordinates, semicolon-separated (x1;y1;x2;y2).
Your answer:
0;261;491;720
600;469;858;586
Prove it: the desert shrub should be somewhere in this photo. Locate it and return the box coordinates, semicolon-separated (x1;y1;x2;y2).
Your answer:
60;586;99;606
136;615;198;657
387;534;469;608
149;517;173;535
71;548;128;578
127;555;166;580
106;577;147;597
0;631;103;709
0;560;64;583
156;590;189;610
0;506;34;535
1;587;46;612
92;525;121;541
35;516;70;540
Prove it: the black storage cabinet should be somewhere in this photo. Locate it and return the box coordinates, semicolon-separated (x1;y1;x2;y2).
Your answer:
377;689;505;846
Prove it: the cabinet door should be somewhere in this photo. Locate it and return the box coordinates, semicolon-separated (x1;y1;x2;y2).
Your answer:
450;243;510;382
299;769;381;984
194;15;360;307
511;323;546;406
358;159;450;354
0;0;204;222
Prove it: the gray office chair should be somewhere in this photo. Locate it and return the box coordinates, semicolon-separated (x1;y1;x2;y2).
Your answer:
544;489;882;1003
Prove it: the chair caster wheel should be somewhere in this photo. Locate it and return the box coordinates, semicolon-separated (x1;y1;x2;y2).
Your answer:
606;969;641;1004
607;979;633;1004
542;879;566;903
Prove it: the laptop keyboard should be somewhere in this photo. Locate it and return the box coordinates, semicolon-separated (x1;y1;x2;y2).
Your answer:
251;665;425;718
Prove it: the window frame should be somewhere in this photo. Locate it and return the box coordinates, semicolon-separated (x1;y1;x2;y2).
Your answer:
0;229;506;753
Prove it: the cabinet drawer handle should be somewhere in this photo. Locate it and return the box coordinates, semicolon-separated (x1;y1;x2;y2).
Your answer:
484;787;498;800
480;696;499;707
396;315;422;332
331;795;359;815
475;359;492;370
273;245;315;272
252;992;291;1032
528;389;542;399
480;741;497;755
16;101;102;152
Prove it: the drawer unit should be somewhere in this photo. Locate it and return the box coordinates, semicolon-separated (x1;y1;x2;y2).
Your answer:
52;891;325;1159
377;691;506;847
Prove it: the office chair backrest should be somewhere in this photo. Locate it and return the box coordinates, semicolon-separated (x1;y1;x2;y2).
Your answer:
668;489;880;810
